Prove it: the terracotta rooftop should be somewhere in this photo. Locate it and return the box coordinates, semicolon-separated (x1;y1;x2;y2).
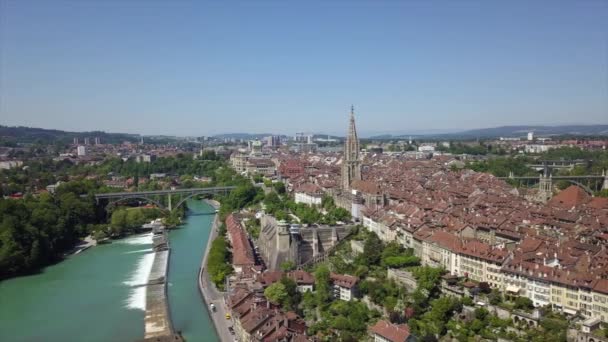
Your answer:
369;320;411;342
226;214;255;267
547;185;590;208
330;273;359;289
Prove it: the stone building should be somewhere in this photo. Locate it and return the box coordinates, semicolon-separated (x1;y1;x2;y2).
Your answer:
341;106;362;191
257;215;352;271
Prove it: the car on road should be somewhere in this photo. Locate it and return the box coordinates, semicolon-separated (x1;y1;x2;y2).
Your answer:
225;313;231;319
228;327;235;335
210;303;216;312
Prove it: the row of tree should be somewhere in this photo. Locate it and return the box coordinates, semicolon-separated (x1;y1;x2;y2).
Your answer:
108;207;162;237
0;185;102;279
206;234;232;289
263;192;351;225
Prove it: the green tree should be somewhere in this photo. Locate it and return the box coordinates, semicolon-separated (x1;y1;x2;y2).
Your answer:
362;232;383;266
280;260;296;272
383;255;421;268
314;264;332;305
264;282;288;304
206;236;232;289
280;276;299;310
272;182;286;194
321;195;335;210
327;207;351;222
110;209;128;235
514;296;534;311
264;192;283;214
126;209;146;230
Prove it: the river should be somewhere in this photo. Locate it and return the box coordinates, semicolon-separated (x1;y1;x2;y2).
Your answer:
0;200;219;342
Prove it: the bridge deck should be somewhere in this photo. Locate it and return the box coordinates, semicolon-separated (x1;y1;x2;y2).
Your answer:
92;186;236;199
498;175;604;180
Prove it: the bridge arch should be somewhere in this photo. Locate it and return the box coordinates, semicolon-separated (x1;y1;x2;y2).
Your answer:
106;196;168;212
93;186;235;213
561;180;595;196
172;191;214;211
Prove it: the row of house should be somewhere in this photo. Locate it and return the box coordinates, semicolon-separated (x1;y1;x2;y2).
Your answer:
256;270;359;302
364;214;608;323
228;286;310;342
226;214;256;275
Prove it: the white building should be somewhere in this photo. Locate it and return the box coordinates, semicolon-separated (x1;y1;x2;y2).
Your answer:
527;132;534;141
77;145;86;156
418;144;436;152
0;160;23;170
524;144;559;154
330;273;359;301
294;183;323;206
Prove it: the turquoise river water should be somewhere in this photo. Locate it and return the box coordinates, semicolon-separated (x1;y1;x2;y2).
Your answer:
0;200;219;342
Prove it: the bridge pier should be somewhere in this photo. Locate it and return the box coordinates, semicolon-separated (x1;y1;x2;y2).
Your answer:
603;170;608;191
312;230;318;258
167;194;172;212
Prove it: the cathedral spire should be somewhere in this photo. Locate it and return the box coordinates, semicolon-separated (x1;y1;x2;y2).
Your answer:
342;106;361;190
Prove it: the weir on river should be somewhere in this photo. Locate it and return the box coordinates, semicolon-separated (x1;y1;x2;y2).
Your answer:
142;231;178;341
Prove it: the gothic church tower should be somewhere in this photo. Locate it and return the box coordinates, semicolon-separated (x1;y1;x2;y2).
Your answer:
342;106;362;190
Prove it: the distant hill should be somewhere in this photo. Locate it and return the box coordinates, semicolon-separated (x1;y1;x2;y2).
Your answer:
369;125;608;140
456;125;608;138
212;133;276;140
312;134;342;140
0;125;141;144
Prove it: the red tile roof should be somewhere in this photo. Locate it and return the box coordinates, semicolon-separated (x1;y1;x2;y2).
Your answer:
330;273;359;289
226;214;255;267
369;320;411;342
547;185;590;208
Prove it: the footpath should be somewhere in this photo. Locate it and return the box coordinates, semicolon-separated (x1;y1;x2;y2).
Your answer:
198;200;234;342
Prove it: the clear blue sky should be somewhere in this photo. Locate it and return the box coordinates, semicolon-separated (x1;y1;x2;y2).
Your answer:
1;0;607;137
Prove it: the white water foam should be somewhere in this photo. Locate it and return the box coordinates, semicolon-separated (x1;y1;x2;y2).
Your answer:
123;251;155;310
119;232;154;245
124;248;154;254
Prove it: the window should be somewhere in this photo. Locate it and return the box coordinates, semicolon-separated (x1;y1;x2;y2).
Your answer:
566;293;578;300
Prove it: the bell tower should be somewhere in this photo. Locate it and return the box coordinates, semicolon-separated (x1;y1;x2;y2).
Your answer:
341;106;361;190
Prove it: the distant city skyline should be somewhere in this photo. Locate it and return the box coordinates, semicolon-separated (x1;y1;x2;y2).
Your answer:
1;1;607;136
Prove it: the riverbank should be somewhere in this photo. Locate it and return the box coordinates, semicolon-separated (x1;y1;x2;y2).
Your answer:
65;235;97;256
198;199;233;342
0;233;154;341
1;204;217;342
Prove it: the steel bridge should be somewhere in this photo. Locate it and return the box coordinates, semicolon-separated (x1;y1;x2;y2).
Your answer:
92;186;236;211
526;159;589;171
498;173;607;196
